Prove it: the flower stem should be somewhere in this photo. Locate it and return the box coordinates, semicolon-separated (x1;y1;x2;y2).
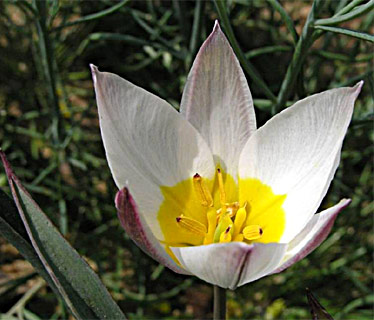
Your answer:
274;0;323;113
213;285;226;320
214;0;277;103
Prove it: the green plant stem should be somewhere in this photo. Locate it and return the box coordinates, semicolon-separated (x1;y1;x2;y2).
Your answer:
6;278;45;317
314;25;374;42
213;286;226;320
214;0;277;103
189;0;205;59
335;0;365;16
267;0;299;44
52;0;129;31
274;0;322;112
315;0;374;26
34;0;60;145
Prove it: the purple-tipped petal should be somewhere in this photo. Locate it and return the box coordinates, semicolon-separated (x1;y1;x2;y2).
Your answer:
237;242;287;286
91;66;215;243
239;82;362;242
171;242;286;289
180;21;256;178
116;188;190;275
271;199;351;274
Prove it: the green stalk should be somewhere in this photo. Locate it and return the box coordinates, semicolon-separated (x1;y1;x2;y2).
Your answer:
274;0;322;112
213;286;226;320
315;0;374;26
267;0;299;44
335;0;365;16
52;0;129;31
214;0;277;103
189;0;205;58
33;0;60;145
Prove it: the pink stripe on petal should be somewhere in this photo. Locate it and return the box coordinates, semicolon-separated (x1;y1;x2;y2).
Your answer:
272;199;351;274
171;242;254;289
115;188;190;275
171;242;286;289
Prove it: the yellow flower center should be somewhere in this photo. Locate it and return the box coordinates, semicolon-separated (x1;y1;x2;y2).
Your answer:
158;168;286;253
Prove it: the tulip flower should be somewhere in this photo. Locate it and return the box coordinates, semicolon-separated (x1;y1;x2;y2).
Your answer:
91;21;362;290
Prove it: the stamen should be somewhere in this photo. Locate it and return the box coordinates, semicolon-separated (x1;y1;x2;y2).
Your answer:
203;208;218;245
193;173;213;207
219;225;232;243
176;215;207;236
243;225;263;241
233;206;247;239
217;168;226;210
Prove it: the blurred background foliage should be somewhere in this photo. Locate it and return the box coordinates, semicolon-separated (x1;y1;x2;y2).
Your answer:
0;0;373;319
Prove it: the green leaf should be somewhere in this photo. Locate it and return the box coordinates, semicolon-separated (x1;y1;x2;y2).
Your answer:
306;288;334;320
0;151;126;320
52;0;130;31
245;45;292;59
335;0;365;16
314;25;374;42
267;0;299;44
0;189;59;294
315;0;374;26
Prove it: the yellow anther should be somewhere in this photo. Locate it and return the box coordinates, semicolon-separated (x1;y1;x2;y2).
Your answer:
243;225;263;241
217;168;226;209
233;206;247;238
176;215;207;236
233;234;244;242
219;225;232;243
193;173;213;207
203;208;218;245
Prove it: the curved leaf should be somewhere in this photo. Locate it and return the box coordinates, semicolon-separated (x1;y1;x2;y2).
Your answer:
0;151;126;320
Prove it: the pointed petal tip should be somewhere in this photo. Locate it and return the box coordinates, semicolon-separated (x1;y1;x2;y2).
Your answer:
209;20;223;39
213;20;221;31
115;186;132;211
114;187;125;208
354;80;364;96
338;198;351;210
89;64;99;85
341;197;351;204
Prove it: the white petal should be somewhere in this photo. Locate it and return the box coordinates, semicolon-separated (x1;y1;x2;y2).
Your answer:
272;199;350;274
239;82;363;241
171;242;286;289
116;188;190;275
236;242;287;287
91;65;215;240
180;21;256;178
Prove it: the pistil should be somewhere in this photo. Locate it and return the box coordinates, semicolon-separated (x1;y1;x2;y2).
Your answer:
203;208;218;244
219;225;232;243
175;170;264;246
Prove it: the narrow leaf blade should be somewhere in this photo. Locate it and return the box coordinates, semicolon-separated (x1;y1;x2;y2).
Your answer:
0;189;60;295
306;288;334;320
0;151;126;320
314;25;374;42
